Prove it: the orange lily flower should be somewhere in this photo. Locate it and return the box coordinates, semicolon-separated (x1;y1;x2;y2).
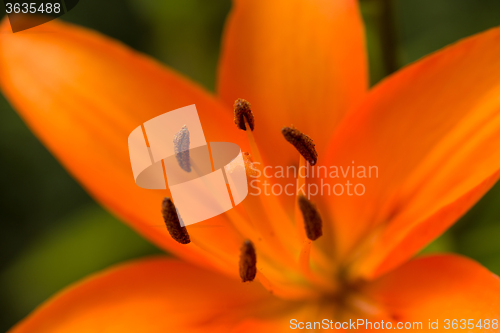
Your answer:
2;0;500;331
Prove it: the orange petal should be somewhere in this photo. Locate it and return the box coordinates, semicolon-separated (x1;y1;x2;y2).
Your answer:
323;26;500;278
364;170;500;279
10;257;283;333
368;255;500;327
231;305;321;333
217;0;368;169
0;19;248;270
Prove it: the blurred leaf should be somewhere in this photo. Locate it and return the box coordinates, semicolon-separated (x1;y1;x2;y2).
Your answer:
459;223;500;273
0;204;161;328
452;181;500;275
0;95;91;272
419;181;500;275
360;0;389;85
395;0;500;66
129;0;231;90
419;232;456;256
61;0;151;51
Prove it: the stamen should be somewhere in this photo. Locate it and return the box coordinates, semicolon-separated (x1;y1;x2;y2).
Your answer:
173;125;191;172
235;104;298;262
234;99;255;131
281;126;318;166
297;239;337;292
294;156;307;241
161;197;190;244
298;195;323;241
239;240;257;282
256;271;316;300
233;99;298;265
242;152;259;177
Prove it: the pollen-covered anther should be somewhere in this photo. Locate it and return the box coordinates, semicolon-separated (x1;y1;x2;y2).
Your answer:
174;125;191;172
234;98;255;131
281;126;318;166
161;197;191;244
242;152;259;177
239;240;257;282
298;195;323;241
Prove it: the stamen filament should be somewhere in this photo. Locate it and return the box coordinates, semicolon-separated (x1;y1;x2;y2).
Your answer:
295;195;335;291
241;193;295;266
244;118;264;164
185;231;242;275
343;224;385;280
295;156;308;241
298;239;338;292
227;207;309;288
298;239;313;274
257;269;317;300
241;117;297;261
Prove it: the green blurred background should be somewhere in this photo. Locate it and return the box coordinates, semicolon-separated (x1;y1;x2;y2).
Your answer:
1;0;500;330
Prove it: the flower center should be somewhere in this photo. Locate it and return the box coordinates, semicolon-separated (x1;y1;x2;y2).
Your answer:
161;98;382;317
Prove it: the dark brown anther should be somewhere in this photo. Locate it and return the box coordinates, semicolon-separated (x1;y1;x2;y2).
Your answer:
161;197;190;244
281;126;318;166
174;125;191;172
298;195;323;241
234;99;255;131
239;240;257;282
